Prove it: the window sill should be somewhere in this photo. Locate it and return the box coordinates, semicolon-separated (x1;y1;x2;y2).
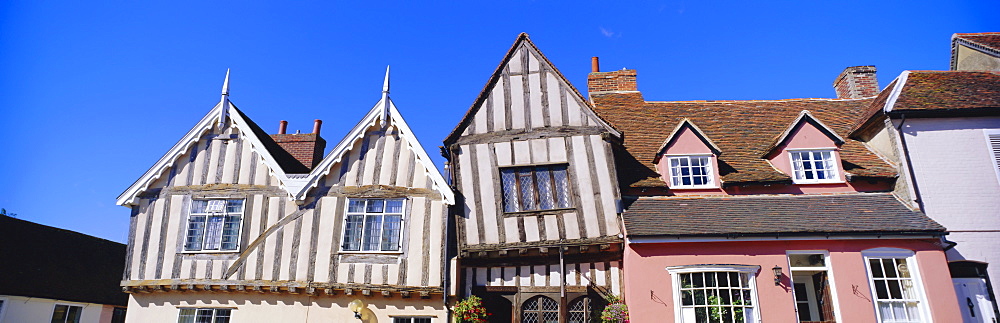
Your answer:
181;250;241;254
339;250;404;255
502;207;576;217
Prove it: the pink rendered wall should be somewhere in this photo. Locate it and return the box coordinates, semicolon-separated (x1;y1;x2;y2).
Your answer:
623;239;961;323
657;127;724;194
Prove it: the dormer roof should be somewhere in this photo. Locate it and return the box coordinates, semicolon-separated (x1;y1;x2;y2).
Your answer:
591;94;895;187
761;110;845;158
654;118;721;163
951;32;1000;70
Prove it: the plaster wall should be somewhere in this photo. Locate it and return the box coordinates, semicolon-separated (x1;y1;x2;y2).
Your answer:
125;293;445;323
956;45;1000;71
623;239;960;323
0;295;113;323
898;117;1000;294
767;121;844;183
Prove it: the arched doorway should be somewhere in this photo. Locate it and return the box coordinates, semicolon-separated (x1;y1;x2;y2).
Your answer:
521;296;559;323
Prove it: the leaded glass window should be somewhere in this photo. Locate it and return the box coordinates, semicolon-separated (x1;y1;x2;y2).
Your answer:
342;199;404;252
500;165;571;212
184;199;244;252
522;296;559;323
568;297;593;323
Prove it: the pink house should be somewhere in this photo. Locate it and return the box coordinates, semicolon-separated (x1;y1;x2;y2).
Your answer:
589;64;962;323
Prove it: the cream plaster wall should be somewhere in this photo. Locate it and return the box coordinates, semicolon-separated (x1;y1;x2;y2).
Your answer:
125;293;445;323
956;45;1000;71
0;295;114;323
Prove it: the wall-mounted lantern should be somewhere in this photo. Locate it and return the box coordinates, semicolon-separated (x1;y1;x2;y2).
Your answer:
772;265;783;285
348;299;366;320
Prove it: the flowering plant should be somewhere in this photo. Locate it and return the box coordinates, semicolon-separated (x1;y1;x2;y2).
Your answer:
600;295;629;323
453;295;490;323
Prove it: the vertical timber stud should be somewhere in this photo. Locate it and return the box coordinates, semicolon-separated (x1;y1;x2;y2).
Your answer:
559;247;567;323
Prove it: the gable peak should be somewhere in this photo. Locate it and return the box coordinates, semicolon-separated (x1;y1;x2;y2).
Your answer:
218;69;231;127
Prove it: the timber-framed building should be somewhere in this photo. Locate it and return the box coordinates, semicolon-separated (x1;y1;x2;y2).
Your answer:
117;70;454;323
444;34;624;323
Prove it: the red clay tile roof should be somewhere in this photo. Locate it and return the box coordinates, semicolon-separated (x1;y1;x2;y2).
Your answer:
854;71;1000;133
624;193;944;237
592;93;896;187
955;33;1000;52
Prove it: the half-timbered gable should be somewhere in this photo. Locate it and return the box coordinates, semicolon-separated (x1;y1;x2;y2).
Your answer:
445;33;624;323
118;70;453;322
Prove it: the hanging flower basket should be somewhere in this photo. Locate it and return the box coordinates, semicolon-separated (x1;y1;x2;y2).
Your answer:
453;295;490;323
600;295;629;323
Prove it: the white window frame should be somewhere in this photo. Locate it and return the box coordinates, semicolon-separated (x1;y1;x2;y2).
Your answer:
862;248;931;323
785;250;843;323
183;198;245;253
787;148;842;184
665;154;717;189
51;303;84;323
667;264;762;323
985;129;1000;185
177;307;233;323
340;198;406;254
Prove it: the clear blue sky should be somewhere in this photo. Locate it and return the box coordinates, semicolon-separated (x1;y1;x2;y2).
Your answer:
1;1;997;243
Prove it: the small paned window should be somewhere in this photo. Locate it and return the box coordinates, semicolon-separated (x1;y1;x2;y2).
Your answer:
500;164;571;212
568;297;595;323
185;199;244;252
51;304;83;323
342;199;404;252
867;256;924;323
667;156;713;188
392;317;433;323
522;296;559;323
177;308;232;323
789;150;838;183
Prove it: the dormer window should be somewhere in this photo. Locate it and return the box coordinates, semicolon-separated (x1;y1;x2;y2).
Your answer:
667;155;714;188
789;150;839;183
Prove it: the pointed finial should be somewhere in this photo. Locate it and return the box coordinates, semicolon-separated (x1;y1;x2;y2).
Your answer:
382;65;390;95
381;66;390;126
218;69;231;127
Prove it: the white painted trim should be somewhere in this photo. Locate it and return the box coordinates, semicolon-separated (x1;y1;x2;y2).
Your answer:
768;110;846;155
338;198;407;253
861;248;933;323
666;264;762;323
984;129;1000;186
784;250;844;323
182;198;246;253
883;72;911;114
788;149;843;184
628;235;939;244
665;155;718;189
784;147;840;151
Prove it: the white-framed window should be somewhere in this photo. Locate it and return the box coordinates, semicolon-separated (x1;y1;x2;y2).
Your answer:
392;317;432;323
787;251;840;323
667;265;760;323
500;164;572;212
177;308;232;323
667;155;715;188
184;199;244;252
342;199;405;252
51;304;83;323
789;150;840;183
985;129;1000;184
863;248;929;323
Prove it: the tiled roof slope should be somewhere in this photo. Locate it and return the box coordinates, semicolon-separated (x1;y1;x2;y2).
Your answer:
233;106;311;173
592;93;896;187
955;33;1000;52
624;193;944;237
855;71;1000;133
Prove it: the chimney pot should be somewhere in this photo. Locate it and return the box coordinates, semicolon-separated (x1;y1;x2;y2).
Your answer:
313;119;323;135
278;120;288;134
591;57;600;73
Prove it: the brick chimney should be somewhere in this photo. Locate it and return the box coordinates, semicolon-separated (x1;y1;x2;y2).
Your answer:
270;119;327;170
833;66;879;99
587;57;638;95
